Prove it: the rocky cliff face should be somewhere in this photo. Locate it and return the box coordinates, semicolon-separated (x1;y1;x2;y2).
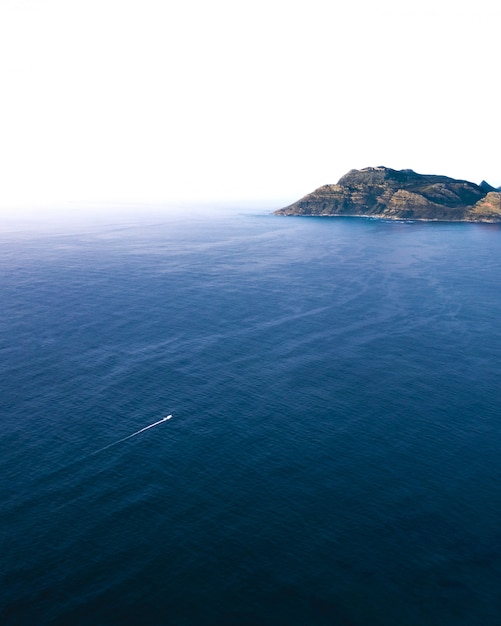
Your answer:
275;167;501;222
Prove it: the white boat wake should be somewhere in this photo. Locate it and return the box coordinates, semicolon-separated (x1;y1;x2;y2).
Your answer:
90;415;172;456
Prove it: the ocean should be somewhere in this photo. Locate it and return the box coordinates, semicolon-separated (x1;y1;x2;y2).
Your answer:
1;208;501;625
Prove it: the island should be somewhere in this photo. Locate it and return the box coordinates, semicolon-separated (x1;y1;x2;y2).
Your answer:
275;167;501;222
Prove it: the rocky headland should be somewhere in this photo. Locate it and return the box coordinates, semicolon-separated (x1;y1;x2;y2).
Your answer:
275;167;501;222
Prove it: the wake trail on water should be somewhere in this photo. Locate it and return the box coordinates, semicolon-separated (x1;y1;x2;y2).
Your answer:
13;415;175;512
88;415;173;457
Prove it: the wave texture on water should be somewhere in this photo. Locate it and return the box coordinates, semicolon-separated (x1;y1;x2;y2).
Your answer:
1;214;501;625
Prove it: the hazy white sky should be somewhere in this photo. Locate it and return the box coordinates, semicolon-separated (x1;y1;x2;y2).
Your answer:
0;0;499;212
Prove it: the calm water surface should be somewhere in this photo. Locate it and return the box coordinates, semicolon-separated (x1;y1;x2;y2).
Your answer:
1;209;501;625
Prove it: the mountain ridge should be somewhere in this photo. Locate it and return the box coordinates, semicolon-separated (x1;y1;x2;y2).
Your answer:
275;167;501;222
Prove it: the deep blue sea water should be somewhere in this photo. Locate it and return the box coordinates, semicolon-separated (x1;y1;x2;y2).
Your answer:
1;209;501;625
